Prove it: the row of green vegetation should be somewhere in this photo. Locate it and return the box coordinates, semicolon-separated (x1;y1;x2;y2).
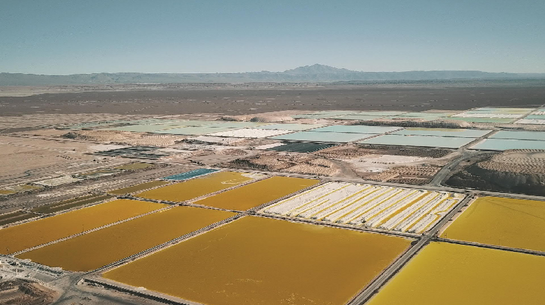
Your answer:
0;211;37;226
108;180;169;195
32;194;113;214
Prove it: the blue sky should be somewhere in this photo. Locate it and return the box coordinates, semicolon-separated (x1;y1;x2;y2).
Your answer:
1;0;544;74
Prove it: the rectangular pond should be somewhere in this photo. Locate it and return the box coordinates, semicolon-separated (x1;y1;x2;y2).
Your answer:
447;117;515;124
136;171;256;202
194;176;320;211
269;142;334;153
18;207;236;272
440;196;545;253
272;131;374;143
256;123;324;131
163;168;218;181
311;125;401;134
366;242;545;305
490;130;545;141
154;126;238;135
262;182;465;234
103;216;411;305
360;134;475;148
470;138;545;151
0;199;167;255
392;128;492;138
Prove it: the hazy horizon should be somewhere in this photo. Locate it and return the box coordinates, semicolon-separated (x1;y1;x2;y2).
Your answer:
2;1;544;74
5;64;545;76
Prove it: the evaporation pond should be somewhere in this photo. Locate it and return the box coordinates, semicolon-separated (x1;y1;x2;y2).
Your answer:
194;176;320;210
311;125;400;134
103;216;411;305
18;207;235;272
273;131;373;143
163;168;218;181
490;130;545;141
470;138;545;150
392;128;491;138
0;199;166;254
367;242;545;305
440;196;545;252
136;171;255;202
360;134;474;148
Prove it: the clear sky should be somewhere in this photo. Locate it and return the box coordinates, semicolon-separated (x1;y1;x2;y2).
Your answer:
1;0;544;74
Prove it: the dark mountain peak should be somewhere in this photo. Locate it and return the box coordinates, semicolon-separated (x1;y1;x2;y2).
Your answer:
283;64;354;74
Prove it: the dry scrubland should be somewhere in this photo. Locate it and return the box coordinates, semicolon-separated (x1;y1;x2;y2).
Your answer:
3;85;545;116
447;150;545;196
0;279;58;305
224;152;342;176
66;130;187;147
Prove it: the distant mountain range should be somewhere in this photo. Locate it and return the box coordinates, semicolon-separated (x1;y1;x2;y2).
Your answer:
1;64;545;86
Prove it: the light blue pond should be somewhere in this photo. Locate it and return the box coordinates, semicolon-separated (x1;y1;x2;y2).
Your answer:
359;134;474;148
448;117;515;123
163;168;218;181
272;131;374;143
256;123;324;131
209;122;268;128
393;128;492;138
523;115;545;120
334;114;384;121
311;125;400;134
470;139;545;151
490;131;545;141
154;126;237;135
471;107;533;114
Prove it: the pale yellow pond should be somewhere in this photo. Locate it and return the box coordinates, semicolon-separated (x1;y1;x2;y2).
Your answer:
104;216;411;305
18;206;235;271
367;242;545;305
194;176;320;210
136;171;253;202
441;196;545;252
0;199;165;254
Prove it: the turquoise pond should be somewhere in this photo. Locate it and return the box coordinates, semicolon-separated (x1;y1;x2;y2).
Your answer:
489;131;545;141
359;134;475;148
311;125;401;134
470;139;545;151
393;128;492;138
273;131;374;143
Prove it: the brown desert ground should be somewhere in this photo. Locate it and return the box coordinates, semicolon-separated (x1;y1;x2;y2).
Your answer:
2;85;545;117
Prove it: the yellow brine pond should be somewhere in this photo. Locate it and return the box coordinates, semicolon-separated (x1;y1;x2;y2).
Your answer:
103;216;411;305
440;196;545;252
0;199;166;254
194;176;320;210
367;242;545;305
136;171;255;202
18;206;236;272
